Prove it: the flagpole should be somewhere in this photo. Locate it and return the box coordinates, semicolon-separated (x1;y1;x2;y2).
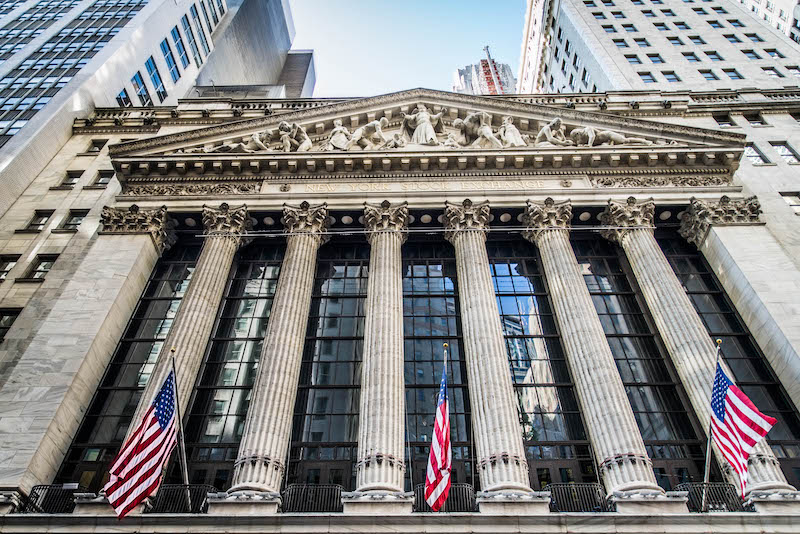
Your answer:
170;348;193;512
701;339;723;512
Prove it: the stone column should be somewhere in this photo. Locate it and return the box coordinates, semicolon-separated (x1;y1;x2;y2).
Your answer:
602;197;796;506
679;196;800;513
131;203;251;426
212;202;328;515
522;199;679;514
342;201;412;515
443;200;549;515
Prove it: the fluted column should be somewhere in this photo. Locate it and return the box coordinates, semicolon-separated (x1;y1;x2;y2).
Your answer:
230;202;329;496
356;201;409;493
602;197;794;495
443;200;532;496
522;198;661;496
131;203;251;426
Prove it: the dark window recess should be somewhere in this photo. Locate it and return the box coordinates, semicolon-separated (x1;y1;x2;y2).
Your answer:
0;308;20;341
0;255;19;281
23;210;53;231
88;139;108;153
60;210;89;231
26;254;58;280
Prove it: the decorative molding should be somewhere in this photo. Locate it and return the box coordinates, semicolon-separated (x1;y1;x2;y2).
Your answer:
522;197;572;243
363;201;409;244
100;205;177;254
679;195;762;246
282;201;330;244
122;182;260;196
443;199;491;243
202;203;253;241
591;174;732;188
600;196;656;244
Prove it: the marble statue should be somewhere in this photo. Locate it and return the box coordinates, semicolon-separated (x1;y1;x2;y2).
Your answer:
442;132;463;148
534;118;573;147
498;116;526;148
277;121;312;152
202;132;270;153
569;126;654;146
400;104;446;145
452;111;502;149
346;117;389;150
322;119;351;151
379;133;406;150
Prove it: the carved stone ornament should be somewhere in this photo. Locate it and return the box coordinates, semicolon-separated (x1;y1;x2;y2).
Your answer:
282;201;330;244
590;174;732;188
363;200;409;244
202;203;253;240
443;199;491;243
122;182;259;196
100;204;177;254
679;195;762;246
599;196;656;244
522;198;573;243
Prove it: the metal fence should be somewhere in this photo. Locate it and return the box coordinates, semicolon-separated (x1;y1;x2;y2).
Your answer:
281;484;344;513
146;484;217;514
676;482;747;512
413;483;478;512
16;484;85;514
548;483;611;512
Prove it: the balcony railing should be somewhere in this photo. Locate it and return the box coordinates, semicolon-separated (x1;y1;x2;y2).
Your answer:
17;484;85;514
548;483;611;512
146;484;217;514
413;483;478;512
676;482;747;512
281;484;343;513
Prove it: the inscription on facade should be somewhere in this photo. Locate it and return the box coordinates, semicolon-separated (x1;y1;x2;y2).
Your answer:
294;178;576;194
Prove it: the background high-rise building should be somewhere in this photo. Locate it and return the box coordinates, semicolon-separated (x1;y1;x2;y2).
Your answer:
0;0;313;218
724;0;797;41
518;0;800;93
453;46;517;95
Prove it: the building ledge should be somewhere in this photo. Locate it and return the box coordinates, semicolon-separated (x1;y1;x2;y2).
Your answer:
13;278;44;283
50;229;78;234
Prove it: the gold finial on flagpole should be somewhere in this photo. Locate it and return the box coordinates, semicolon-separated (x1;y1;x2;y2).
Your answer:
443;342;449;349
716;339;723;346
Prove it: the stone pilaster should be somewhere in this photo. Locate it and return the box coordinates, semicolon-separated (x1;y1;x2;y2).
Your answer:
522;199;664;501
678;196;762;247
131;203;251;427
443;200;539;513
220;202;329;515
100;204;177;254
602;197;795;501
343;201;411;515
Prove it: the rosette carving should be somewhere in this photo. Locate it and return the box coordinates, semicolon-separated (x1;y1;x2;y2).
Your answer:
522;198;572;243
363;200;409;244
443;199;491;243
100;204;176;254
679;195;762;246
600;196;655;244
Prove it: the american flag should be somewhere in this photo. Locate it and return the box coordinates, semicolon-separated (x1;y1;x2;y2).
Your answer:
425;363;451;512
103;371;178;518
710;363;776;498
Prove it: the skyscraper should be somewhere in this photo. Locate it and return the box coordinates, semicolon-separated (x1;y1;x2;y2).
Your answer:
518;0;800;93
453;46;517;95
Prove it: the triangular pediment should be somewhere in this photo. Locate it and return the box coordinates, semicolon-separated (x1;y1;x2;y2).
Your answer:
108;88;745;181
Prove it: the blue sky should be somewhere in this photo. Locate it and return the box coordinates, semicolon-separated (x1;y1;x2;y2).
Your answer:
288;0;527;97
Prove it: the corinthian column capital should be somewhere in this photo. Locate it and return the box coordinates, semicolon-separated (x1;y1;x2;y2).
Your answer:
282;201;330;244
522;198;572;243
364;200;409;244
100;204;177;254
600;196;655;244
444;199;490;244
679;195;762;246
202;203;253;239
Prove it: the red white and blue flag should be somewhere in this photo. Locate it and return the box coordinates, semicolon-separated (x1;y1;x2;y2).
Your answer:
103;371;178;518
425;363;452;512
710;363;776;498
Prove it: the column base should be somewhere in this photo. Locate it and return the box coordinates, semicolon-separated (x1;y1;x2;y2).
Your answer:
207;490;281;515
610;489;689;514
73;493;116;515
341;490;413;515
477;490;551;515
0;491;21;515
746;490;800;514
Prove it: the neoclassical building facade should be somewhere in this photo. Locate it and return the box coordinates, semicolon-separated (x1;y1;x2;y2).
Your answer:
1;88;800;531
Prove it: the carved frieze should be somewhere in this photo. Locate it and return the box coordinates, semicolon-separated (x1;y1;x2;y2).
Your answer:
600;196;656;244
679;195;762;246
202;203;253;240
363;200;409;244
444;199;491;243
100;204;177;254
282;201;330;244
590;174;732;188
522;198;573;243
122;182;260;196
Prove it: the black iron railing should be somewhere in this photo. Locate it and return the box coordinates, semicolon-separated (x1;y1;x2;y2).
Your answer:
548;483;611;512
17;484;85;514
146;484;217;514
676;482;747;512
281;484;343;513
413;483;478;512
